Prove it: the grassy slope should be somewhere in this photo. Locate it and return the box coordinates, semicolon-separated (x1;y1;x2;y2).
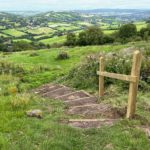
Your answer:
0;42;150;149
5;44;127;88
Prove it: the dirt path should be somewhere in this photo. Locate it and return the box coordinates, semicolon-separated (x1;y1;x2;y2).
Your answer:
33;84;125;128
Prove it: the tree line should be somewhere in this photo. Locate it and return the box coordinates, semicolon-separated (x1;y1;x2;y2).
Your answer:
65;23;150;46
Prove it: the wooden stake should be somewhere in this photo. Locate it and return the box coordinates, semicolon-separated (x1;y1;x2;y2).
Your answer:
126;50;142;118
99;57;105;97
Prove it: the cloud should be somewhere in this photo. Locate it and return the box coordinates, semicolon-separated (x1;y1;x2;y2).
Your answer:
0;0;150;11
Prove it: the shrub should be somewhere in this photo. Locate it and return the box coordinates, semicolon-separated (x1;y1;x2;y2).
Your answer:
118;23;137;39
56;51;69;60
63;55;99;90
65;33;77;46
64;48;150;91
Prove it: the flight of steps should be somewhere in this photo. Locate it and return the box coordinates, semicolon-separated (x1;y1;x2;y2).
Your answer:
33;84;123;128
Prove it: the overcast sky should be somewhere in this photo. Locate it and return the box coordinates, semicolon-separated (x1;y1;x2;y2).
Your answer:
0;0;150;11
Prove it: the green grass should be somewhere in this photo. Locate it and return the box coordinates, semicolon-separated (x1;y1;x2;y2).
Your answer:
2;29;26;37
135;21;147;31
13;39;32;43
48;22;70;28
57;26;79;31
0;33;9;37
1;44;128;89
0;79;150;150
0;26;5;29
27;27;54;35
0;42;150;149
39;36;66;45
103;29;117;35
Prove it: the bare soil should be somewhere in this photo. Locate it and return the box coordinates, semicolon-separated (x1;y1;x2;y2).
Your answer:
67;104;126;119
42;87;74;99
57;91;91;101
65;97;97;107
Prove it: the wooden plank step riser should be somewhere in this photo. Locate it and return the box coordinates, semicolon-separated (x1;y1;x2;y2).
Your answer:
42;87;75;99
56;91;91;101
35;85;64;94
65;97;97;107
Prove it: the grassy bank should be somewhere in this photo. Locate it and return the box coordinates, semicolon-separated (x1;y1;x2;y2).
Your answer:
0;41;150;149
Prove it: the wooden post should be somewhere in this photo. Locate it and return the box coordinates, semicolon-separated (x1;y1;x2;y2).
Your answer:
99;57;105;97
126;50;142;118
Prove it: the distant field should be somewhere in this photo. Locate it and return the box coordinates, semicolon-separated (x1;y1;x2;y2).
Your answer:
77;22;93;26
27;27;54;35
0;33;9;37
2;29;26;37
0;26;5;29
135;21;147;31
103;29;117;34
33;34;52;40
13;39;32;43
57;25;79;31
48;22;70;28
39;36;66;45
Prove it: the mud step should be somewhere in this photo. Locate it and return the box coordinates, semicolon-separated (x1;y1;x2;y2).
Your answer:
42;87;75;99
65;97;98;107
68;119;117;128
34;84;64;94
56;90;91;101
67;104;122;119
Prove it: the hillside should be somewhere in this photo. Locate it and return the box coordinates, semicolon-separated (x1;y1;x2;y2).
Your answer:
0;10;149;49
0;8;150;149
0;41;150;149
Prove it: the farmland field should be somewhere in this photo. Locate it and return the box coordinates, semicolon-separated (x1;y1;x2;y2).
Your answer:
2;29;26;37
13;39;32;43
26;27;55;35
39;36;66;45
135;21;147;31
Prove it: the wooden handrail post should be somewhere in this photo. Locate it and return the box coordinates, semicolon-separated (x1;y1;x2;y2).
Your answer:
126;50;142;118
99;56;105;97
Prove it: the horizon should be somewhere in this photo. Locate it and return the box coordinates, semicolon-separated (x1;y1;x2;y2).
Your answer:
2;8;150;12
0;0;150;12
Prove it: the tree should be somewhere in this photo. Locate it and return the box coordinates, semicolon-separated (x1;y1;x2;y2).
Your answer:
144;31;149;41
139;28;149;38
78;31;87;46
119;23;137;38
85;26;104;45
65;33;77;46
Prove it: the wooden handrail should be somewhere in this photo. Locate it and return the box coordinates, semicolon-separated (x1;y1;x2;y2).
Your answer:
97;71;137;82
97;50;142;119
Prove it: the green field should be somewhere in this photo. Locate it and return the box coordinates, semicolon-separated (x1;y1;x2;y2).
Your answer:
103;29;117;34
27;27;54;35
0;33;9;37
135;21;147;31
39;36;66;45
13;39;32;43
2;29;26;37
